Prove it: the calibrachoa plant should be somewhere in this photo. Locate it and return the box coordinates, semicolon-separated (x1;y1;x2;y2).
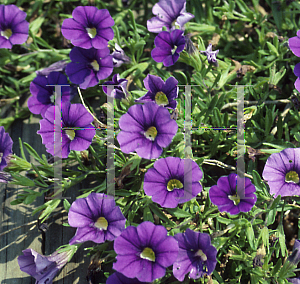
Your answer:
1;0;300;283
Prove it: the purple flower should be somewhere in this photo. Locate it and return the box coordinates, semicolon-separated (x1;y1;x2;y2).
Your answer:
37;102;96;159
262;148;300;198
0;4;29;49
66;47;113;89
135;74;178;109
27;72;74;118
288;279;300;284
0;171;12;183
61;6;114;49
151;29;186;67
18;248;72;284
112;43;131;67
117;102;178;160
0;126;13;171
147;0;194;33
200;44;219;66
36;60;69;76
293;62;300;92
289;30;300;57
288;239;300;266
173;229;217;281
107;272;148;284
144;157;203;208
102;74;129;99
113;221;179;282
68;192;126;245
209;173;257;215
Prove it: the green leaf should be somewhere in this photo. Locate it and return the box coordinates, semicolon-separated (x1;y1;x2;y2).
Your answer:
261;226;269;251
63;199;71;213
245;221;256;250
10;172;35;187
276;223;286;257
271;258;282;277
39;199;61;223
29;17;45;35
266;42;279;56
143;206;154;222
165;207;192;218
23;142;45;164
149;204;175;227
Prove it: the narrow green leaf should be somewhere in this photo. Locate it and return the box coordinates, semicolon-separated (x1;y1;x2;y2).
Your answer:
143;206;154;222
63;199;71;213
39;199;61;222
23;142;44;164
245;221;256;250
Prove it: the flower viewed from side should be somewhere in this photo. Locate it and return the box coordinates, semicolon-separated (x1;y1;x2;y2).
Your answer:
68;192;126;245
0;171;12;183
143;157;203;208
37;102;96;159
61;6;114;49
135;74;178;109
113;221;179;282
18;248;72;284
151;29;186;67
293;63;300;92
107;272;148;284
102;74;129;99
112;43;131;67
66;47;113;89
209;173;257;215
173;229;217;281
288;239;300;266
200;44;219;66
262;148;300;198
36;60;69;76
117;102;178;160
0;126;13;171
0;4;29;49
27;72;74;118
289;30;300;57
147;0;194;33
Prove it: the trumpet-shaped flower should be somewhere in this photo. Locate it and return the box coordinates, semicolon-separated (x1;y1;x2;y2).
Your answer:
262;148;300;198
209;173;257;215
37;102;95;159
117;102;178;160
61;6;114;49
147;0;194;33
0;126;13;171
151;29;185;67
135;74;178;109
143;157;203;208
66;47;113;89
113;221;179;282
68;192;126;245
0;4;29;49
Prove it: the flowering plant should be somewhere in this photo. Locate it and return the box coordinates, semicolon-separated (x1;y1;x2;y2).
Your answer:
1;0;300;283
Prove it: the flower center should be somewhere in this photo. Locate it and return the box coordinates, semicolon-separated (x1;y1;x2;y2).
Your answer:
50;92;55;103
285;171;299;184
195;249;207;262
155;91;169;106
65;129;76;141
94;217;108;230
1;28;12;39
167;179;183;191
91;60;100;71
140;247;155;262
228;194;241;205
0;152;3;163
86;27;97;38
171;45;178;55
144;126;157;141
